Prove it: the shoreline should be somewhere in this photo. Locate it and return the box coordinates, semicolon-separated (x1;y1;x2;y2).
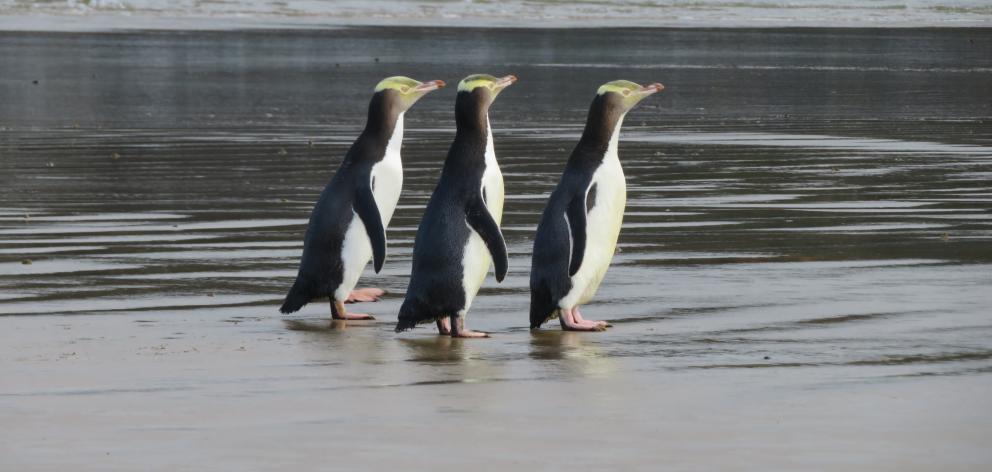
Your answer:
1;10;990;32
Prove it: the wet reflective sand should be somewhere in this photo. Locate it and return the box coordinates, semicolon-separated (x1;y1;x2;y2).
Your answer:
1;28;991;470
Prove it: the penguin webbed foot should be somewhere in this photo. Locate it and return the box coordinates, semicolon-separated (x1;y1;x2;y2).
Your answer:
331;300;376;321
344;287;386;303
560;320;607;332
558;307;610;332
450;315;489;338
452;330;489;338
334;312;376;321
573;306;610;329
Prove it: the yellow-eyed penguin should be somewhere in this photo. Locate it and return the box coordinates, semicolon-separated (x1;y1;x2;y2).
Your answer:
280;76;445;320
529;80;664;331
395;74;516;338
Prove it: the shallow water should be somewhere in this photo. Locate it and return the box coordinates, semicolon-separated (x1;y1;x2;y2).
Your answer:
1;28;991;470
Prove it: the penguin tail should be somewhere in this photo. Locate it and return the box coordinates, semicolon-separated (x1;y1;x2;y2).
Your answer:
394;302;417;333
395;299;431;333
529;306;558;329
279;283;311;314
529;282;558;329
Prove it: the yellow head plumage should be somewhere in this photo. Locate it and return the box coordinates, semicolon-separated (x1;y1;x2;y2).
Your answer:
596;80;665;109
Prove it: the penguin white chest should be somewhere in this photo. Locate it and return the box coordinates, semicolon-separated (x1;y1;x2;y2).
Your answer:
370;113;405;224
560;134;627;309
460;124;504;314
335;114;405;300
480;129;505;223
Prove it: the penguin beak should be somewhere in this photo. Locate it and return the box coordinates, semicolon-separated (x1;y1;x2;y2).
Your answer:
635;82;664;98
414;80;446;93
494;75;517;91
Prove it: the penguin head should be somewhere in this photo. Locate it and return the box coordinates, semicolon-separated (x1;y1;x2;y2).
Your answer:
456;74;517;109
596;80;664;112
373;76;446;112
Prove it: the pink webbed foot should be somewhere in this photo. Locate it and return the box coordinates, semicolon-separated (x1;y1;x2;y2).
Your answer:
559;307;607;332
331;300;376;321
345;287;386;303
452;330;489;338
576;320;607;330
450;316;489;338
573;307;611;329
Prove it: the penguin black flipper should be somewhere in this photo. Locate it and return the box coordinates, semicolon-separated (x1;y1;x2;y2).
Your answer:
465;195;508;282
354;182;386;273
566;193;588;277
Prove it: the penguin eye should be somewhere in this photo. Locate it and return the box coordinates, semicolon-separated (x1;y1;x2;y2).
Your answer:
400;86;410;94
621;89;631;96
488;83;496;90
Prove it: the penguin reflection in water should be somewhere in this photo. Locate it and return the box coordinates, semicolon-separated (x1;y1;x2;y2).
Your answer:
395;74;517;338
280;76;445;321
530;80;664;331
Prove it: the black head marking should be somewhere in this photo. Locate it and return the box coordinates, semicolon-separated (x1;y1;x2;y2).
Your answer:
455;88;494;133
362;89;404;143
582;93;626;146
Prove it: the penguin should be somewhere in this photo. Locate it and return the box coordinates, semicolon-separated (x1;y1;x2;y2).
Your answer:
529;80;664;331
280;76;445;320
395;74;517;338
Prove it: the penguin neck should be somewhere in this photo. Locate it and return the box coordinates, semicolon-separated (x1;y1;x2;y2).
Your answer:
452;92;492;164
382;112;405;166
574;96;626;163
603;114;625;163
484;118;496;168
360;92;402;151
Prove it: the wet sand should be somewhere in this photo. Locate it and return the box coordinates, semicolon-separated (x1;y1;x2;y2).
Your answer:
1;28;991;470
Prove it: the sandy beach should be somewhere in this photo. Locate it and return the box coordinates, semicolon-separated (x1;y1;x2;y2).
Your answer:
1;23;991;471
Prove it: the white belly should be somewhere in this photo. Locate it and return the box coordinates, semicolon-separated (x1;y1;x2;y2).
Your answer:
559;157;626;309
459;122;504;315
336;214;372;301
370;150;403;224
334;113;405;300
